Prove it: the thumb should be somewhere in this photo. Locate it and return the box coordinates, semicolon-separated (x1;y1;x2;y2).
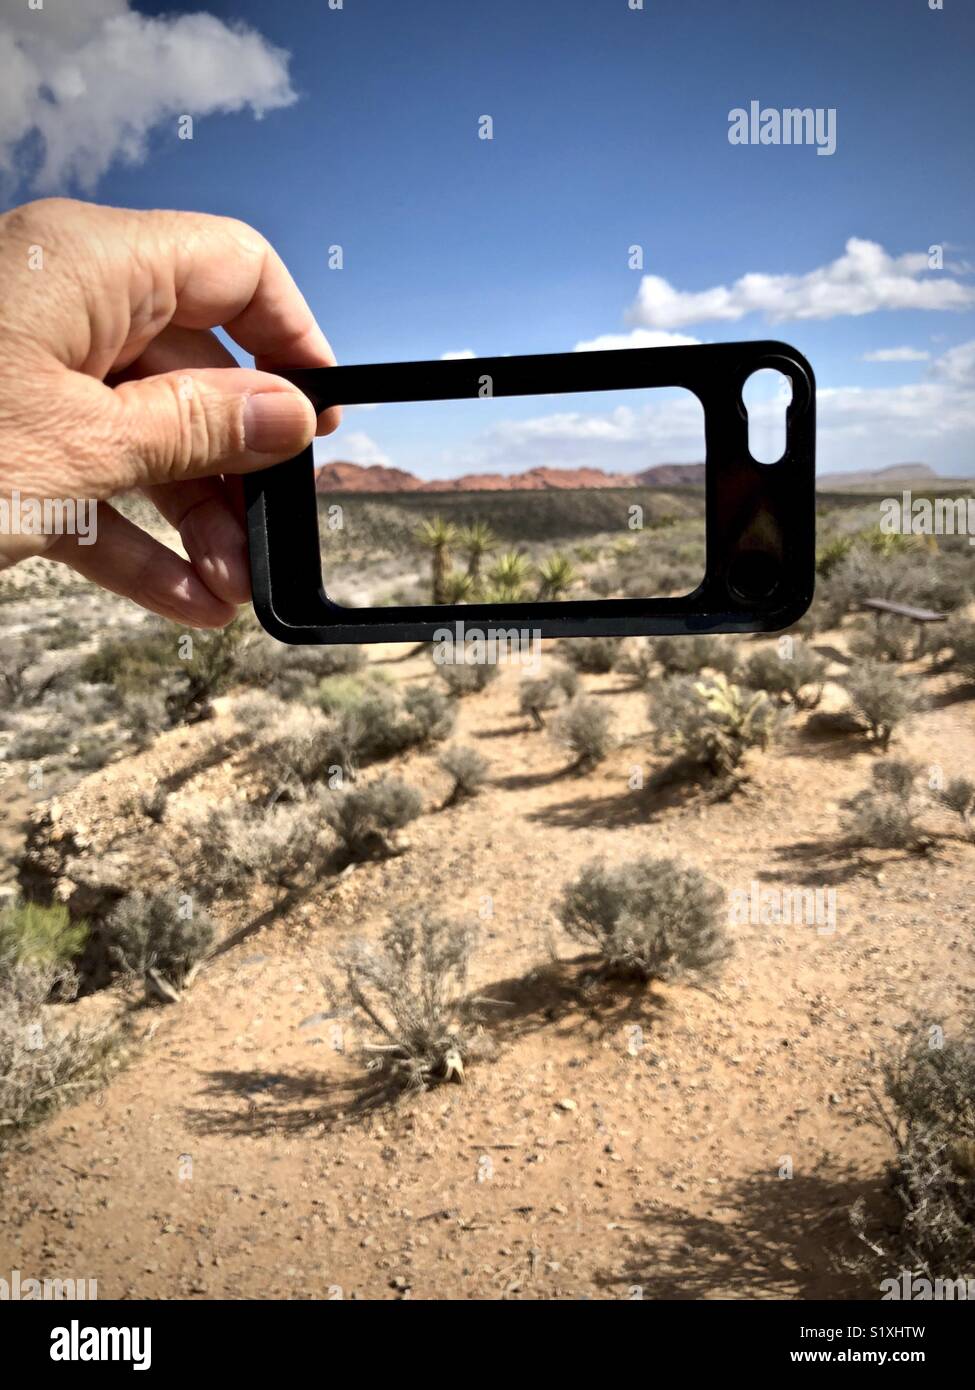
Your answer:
108;367;319;487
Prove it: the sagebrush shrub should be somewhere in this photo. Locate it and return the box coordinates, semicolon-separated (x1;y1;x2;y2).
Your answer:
853;1024;975;1281
617;639;655;688
316;678;454;763
336;914;478;1090
935;776;975;838
0;955;110;1143
324;777;423;860
434;656;500;696
942;617;975;685
653;634;740;679
0;900;88;969
551;695;614;770
843;661;918;750
439;745;489;803
842;763;923;849
236;693;350;784
558;857;728;983
81;620;242;724
236;630;365;697
651;673;779;778
518;664;579;727
190;793;332;896
104;891;214;988
847;617;914;663
559;636;618;673
743;642;827;708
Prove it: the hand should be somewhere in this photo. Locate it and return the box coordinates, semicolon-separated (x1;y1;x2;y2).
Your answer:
0;197;339;626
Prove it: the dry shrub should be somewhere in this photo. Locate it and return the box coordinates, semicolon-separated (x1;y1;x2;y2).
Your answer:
842;761;924;849
936;776;975;838
434;656;500;696
843;661;919;750
236;630;365;697
0;954;111;1144
559;636;618;673
190;793;333;897
439;745;489;803
324;778;423;861
104;891;214;989
743;642;827;708
558;857;728;983
653;634;740;679
335;914;478;1091
550;695;614;770
852;1022;975;1282
518;663;579;727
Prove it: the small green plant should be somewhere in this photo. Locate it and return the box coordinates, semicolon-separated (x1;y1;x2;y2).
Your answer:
439;745;489;804
551;695;614;770
843;661;918;751
815;533;855;579
486;550;533;602
558;857;728;983
536;552;578;600
335;914;478;1091
324;778;423;861
104;891;214;990
0;900;88;969
651;673;779;779
743;642;827;709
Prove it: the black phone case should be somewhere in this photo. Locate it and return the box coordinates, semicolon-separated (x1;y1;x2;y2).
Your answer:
245;341;815;645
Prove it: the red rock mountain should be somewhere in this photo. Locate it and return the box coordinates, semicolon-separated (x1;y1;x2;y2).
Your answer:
314;460;705;493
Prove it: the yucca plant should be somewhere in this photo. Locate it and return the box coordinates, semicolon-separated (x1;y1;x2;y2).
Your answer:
486;551;532;601
441;571;475;604
457;521;498;586
536;552;578;601
416;516;460;605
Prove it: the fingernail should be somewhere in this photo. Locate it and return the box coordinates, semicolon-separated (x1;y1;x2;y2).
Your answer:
243;392;314;455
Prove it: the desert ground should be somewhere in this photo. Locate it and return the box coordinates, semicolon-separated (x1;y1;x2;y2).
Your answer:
0;482;973;1301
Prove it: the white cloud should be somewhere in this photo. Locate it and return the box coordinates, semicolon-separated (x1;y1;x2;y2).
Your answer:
313;432;391;468
428;339;975;478
573;328;700;352
0;2;296;191
440;349;476;360
929;338;975;388
624;238;975;330
435;392;707;475
861;347;931;363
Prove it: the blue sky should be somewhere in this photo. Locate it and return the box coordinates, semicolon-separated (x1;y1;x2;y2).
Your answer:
1;0;973;476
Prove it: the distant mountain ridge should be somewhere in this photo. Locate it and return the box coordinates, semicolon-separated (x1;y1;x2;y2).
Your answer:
314;458;964;496
314;460;706;493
